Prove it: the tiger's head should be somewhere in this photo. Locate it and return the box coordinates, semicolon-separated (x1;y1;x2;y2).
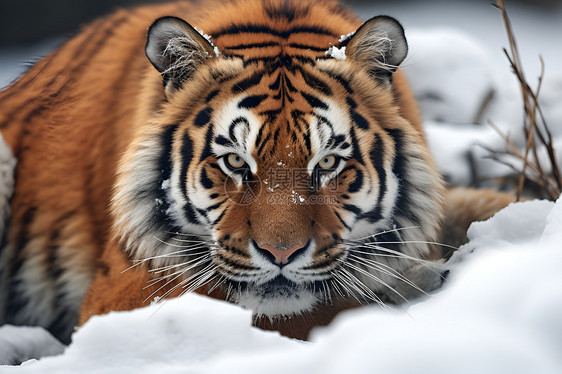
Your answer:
112;7;444;320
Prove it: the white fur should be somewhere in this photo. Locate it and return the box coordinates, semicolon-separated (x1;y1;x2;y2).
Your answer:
236;288;318;318
0;132;16;239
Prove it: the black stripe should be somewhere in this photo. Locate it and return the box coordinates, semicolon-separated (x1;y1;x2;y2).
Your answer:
358;133;387;223
5;206;37;323
215;135;232;146
257;132;272;156
348;168;363;193
331;134;346;148
200;125;215;162
232;71;264;93
327;71;354;94
200;167;213;189
292;55;315;65
270;128;281;153
229;117;250;143
303;130;311;151
180;128;194;199
289;43;328;52
350;109;369;130
183;200;200;224
333;210;350;230
207;199;227;211
213;208;228;225
223;245;251;259
238;95;268;109
255;124;266;149
301;92;328;109
269;73;281;90
386;128;419;225
260;108;282;122
216;252;259;270
225;42;279;50
47;306;75;344
206;89;220;102
213;24;337;39
299;68;332;96
194;107;213;127
342;204;362;215
349;127;364;164
284;75;298;92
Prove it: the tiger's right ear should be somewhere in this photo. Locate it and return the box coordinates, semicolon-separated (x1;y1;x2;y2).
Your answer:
344;16;408;83
146;16;218;91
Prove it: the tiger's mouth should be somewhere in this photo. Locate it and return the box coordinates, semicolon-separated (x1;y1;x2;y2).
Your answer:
233;275;325;317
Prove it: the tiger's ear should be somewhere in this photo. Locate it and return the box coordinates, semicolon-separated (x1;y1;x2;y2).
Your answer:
344;16;407;81
145;16;218;91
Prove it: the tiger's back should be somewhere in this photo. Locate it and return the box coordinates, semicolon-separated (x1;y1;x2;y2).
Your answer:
0;0;512;344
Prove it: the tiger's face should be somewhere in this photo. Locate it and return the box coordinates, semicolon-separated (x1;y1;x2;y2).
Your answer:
113;15;444;318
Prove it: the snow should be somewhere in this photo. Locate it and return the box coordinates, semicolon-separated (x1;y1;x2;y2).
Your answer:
325;45;347;60
2;198;562;372
0;325;65;366
2;0;562;371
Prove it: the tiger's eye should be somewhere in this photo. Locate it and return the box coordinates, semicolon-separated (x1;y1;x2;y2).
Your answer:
318;155;337;170
226;153;246;169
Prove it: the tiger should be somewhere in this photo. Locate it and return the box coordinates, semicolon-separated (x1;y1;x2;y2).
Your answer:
0;0;514;344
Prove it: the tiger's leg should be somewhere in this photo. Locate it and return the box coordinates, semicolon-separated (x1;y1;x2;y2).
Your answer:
78;241;182;324
440;187;516;254
78;240;229;325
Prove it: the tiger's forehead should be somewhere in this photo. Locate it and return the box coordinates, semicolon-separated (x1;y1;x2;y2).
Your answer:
211;68;354;170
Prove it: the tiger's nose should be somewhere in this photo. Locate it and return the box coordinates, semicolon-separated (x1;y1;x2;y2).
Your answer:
256;241;308;266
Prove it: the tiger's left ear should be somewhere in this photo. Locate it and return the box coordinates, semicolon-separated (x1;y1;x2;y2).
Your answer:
344;16;408;81
145;16;219;91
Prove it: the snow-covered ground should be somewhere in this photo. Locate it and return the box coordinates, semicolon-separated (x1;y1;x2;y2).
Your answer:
1;198;561;373
1;0;562;372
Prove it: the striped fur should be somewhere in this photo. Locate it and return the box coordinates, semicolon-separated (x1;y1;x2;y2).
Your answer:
0;0;512;343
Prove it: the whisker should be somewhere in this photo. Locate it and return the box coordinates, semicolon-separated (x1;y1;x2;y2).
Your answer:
148;254;210;275
328;273;347;299
330;272;361;303
143;256;210;291
347;225;422;242
207;274;228;295
339;267;398;311
337;259;408;304
122;243;213;273
165;231;214;238
153;236;217;249
347;239;458;252
346;244;432;264
167;237;218;244
157;263;215;301
347;254;425;294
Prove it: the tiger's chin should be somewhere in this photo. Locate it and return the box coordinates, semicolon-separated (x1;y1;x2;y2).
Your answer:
233;276;321;319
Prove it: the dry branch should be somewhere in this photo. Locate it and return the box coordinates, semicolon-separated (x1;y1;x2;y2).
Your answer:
490;0;561;201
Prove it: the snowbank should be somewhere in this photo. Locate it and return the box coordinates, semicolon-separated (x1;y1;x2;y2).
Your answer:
2;197;561;373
